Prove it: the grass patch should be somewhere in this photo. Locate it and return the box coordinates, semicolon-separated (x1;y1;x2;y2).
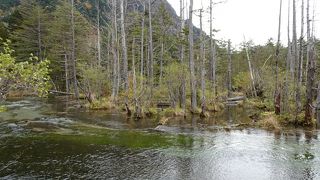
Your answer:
257;113;281;131
88;98;116;110
0;105;7;112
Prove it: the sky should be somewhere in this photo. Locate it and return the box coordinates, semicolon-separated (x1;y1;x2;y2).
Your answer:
167;0;319;47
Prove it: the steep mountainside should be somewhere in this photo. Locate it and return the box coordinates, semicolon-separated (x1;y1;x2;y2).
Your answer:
0;0;202;38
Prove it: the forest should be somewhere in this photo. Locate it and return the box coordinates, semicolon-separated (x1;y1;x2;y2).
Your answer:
0;0;320;128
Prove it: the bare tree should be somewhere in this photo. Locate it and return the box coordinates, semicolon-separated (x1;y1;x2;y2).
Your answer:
274;0;282;115
64;54;69;93
36;5;42;61
199;9;206;117
179;0;186;111
291;0;298;78
317;82;320;125
209;0;217;96
305;0;315;125
283;0;291;113
111;0;119;99
70;0;79;100
189;0;197;112
296;0;304;114
227;40;232;98
243;36;257;97
140;1;145;88
299;0;305;85
148;0;154;97
120;0;128;93
96;0;101;66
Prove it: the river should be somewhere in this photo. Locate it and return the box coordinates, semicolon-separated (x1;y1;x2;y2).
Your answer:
0;98;319;179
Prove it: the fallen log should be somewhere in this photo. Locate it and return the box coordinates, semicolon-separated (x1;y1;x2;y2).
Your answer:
227;96;246;102
49;90;74;96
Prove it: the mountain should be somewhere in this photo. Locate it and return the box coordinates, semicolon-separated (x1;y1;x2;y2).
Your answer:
0;0;202;39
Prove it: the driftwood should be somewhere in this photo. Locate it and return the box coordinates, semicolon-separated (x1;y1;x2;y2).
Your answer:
227;96;246;102
49;90;74;96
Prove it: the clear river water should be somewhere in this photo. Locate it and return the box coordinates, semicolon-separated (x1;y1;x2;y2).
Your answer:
0;97;319;179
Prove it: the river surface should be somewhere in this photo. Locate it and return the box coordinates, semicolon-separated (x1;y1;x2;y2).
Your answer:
0;97;319;179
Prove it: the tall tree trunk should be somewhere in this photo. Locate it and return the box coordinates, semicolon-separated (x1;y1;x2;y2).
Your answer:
275;0;282;115
210;0;216;96
96;0;101;66
159;41;164;85
291;0;298;78
37;7;42;61
140;1;145;89
296;0;304;114
317;82;320;126
200;9;206;117
120;0;128;95
71;0;79;100
132;37;140;118
305;0;315;125
111;0;119;99
227;40;232;98
179;0;186;112
148;0;154;97
283;0;291;113
64;54;69;93
244;36;257;97
189;0;197;112
299;0;305;84
132;37;136;98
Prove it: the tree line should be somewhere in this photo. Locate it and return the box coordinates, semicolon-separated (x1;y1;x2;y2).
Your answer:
0;0;319;125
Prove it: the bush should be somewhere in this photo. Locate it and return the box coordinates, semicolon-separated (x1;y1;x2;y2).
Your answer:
79;64;110;101
0;40;51;99
258;114;281;131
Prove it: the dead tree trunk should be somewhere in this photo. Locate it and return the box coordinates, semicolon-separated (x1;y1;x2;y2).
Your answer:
148;0;154;97
305;0;315;125
199;9;206;117
132;37;141;119
291;0;298;79
96;0;101;66
210;0;217;96
140;1;145;89
189;0;197;112
37;7;42;61
227;40;232;98
299;0;305;84
243;36;257;97
317;82;320;126
283;0;291;113
275;0;282;115
111;0;119;100
120;0;128;94
159;41;164;85
296;0;304;114
179;0;186;112
71;0;79;100
64;54;69;93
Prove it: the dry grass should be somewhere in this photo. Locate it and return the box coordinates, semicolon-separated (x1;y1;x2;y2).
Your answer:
258;114;281;131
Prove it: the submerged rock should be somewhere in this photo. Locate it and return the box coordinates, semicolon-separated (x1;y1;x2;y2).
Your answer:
24;117;74;131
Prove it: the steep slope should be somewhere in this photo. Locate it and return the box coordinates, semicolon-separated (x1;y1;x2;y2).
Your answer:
0;0;202;38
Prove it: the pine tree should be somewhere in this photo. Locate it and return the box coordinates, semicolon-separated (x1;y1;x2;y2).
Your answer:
10;0;48;61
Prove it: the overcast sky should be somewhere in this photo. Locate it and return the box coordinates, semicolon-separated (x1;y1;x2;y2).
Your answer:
167;0;319;47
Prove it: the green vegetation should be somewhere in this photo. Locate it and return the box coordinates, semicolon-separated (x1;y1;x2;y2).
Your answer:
0;0;319;128
0;40;51;99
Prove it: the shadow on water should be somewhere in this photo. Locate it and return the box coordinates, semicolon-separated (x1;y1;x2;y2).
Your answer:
0;97;320;179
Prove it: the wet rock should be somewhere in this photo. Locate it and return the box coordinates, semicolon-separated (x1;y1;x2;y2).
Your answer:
25;121;60;130
7;123;24;132
7;123;18;129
